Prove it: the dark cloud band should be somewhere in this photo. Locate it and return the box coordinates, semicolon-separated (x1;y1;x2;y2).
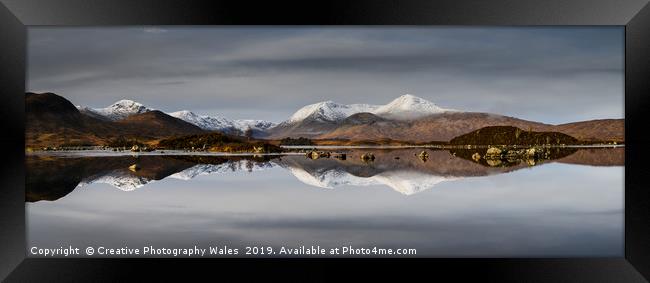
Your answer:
27;27;623;124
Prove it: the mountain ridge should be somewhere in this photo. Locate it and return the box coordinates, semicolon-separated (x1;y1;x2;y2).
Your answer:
283;94;452;125
76;100;277;136
26;92;205;147
26;92;625;147
78;99;153;121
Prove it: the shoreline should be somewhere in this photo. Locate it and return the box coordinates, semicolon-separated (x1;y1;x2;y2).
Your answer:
281;144;625;149
26;144;624;157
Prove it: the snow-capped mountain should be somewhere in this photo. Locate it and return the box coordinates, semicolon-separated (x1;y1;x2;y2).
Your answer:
287;101;379;123
74;94;451;138
76;98;276;135
233;119;277;131
169;110;236;132
78;100;153;121
373;94;450;120
284;94;453;124
169;110;276;134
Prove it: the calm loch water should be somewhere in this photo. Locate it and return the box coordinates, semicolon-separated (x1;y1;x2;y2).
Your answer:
26;148;624;257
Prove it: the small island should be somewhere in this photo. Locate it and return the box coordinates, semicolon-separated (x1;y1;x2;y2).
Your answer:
157;133;283;153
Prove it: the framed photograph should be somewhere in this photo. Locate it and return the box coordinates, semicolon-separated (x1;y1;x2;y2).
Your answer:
1;0;649;281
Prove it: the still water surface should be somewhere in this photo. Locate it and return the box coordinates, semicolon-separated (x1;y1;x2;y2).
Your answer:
26;148;624;257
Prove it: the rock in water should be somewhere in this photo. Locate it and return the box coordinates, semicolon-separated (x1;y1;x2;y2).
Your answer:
360;153;375;162
418;150;429;162
129;164;140;172
485;147;503;159
525;147;537;157
130;145;140;152
472;152;481;162
306;151;320;159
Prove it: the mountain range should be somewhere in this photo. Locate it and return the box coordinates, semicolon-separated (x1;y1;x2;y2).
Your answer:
27;92;203;147
26;92;624;147
267;94;623;142
77;100;276;134
168;110;276;136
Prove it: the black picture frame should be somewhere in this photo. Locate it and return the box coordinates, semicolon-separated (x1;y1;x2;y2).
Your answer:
1;0;649;281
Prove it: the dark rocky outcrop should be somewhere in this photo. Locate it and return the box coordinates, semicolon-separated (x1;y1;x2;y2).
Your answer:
449;126;579;146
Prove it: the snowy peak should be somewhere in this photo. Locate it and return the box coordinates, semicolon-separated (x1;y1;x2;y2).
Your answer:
288;100;379;123
233;119;277;131
169;110;235;131
374;94;448;120
169;110;276;133
85;99;153;121
75;93;450;135
111;99;147;110
76;97;276;135
171;110;195;117
285;94;452;124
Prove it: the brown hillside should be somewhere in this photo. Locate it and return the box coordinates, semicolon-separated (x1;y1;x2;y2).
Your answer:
317;112;552;142
556;119;624;142
26;92;206;147
116;110;205;139
315;112;623;143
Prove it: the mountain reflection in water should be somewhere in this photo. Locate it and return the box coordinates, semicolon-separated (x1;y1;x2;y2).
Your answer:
26;147;624;202
26;147;624;257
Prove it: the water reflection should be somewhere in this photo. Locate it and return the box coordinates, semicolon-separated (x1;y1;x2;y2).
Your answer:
26;148;624;201
26;147;624;257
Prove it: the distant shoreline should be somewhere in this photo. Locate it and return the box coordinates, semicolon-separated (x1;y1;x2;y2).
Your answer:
26;144;624;156
281;144;624;149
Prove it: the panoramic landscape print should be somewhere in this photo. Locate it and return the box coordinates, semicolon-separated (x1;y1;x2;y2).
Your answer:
26;27;624;257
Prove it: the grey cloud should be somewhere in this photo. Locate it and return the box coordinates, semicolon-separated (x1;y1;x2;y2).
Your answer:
27;27;624;124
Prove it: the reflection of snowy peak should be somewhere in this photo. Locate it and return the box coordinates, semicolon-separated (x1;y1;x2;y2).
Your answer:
169;161;273;180
78;172;151;192
286;167;457;195
169;163;233;180
284;94;453;124
76;161;275;191
287;167;374;189
71;155;457;194
370;171;456;195
79;100;153;121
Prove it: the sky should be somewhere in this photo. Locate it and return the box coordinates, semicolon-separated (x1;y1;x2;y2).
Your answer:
27;27;624;124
